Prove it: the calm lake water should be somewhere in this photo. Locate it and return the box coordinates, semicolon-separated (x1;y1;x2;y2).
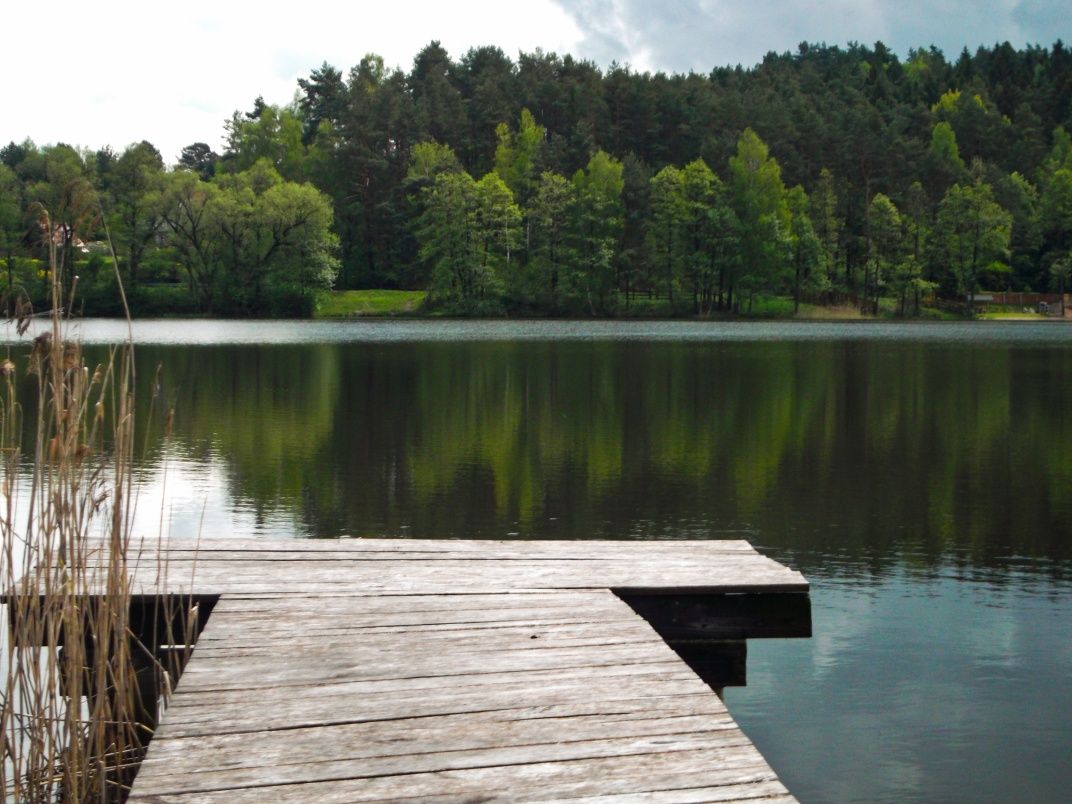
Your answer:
4;318;1071;802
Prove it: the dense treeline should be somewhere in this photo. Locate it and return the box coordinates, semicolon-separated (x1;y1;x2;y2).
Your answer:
2;40;1072;316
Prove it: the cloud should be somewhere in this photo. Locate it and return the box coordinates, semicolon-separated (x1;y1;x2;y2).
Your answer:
0;0;582;164
1012;0;1072;37
550;0;1070;73
3;0;1068;163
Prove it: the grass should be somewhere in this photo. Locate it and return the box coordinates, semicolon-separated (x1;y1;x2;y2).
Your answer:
793;302;867;320
315;288;1050;322
616;296;677;317
316;289;427;318
978;310;1052;320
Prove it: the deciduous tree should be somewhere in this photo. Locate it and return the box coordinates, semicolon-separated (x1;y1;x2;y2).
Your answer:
935;179;1012;314
866;193;903;311
572;151;624;314
494;108;545;204
108;141;166;289
527;171;576;306
728;129;789;310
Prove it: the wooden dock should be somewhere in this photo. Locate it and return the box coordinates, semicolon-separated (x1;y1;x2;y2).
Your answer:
97;538;809;802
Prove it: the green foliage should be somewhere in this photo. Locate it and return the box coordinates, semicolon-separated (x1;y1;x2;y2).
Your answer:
222;103;311;181
178;142;218;180
648;164;685;302
297;62;347;144
1041;167;1072;247
739;295;797;317
412;167;526;308
23;144;99;271
572;151;625;314
493;109;544;202
932;89;1013;165
158;160;338;316
527;171;577;308
927;121;967;196
728;129;789;309
647;159;740;314
407;141;461;185
412;42;467;155
161;169;220;307
0;164;23;292
993;170;1041;285
6;40;1072;317
1049;253;1071;298
866;193;903;308
474;172;521;278
809;168;842;291
902;181;931;268
129;283;202;316
787;185;826;309
935;179;1013;312
415;170;508;312
107;140;166;288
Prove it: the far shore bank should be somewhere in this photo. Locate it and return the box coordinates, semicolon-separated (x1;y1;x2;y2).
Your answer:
309;289;1066;323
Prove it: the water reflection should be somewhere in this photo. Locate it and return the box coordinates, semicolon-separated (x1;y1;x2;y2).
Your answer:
46;337;1067;583
3;322;1070;801
730;568;1072;803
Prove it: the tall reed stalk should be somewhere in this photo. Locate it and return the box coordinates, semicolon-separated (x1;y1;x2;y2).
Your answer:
0;206;186;802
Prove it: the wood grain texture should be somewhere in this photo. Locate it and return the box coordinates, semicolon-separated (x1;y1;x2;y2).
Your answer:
107;538;805;802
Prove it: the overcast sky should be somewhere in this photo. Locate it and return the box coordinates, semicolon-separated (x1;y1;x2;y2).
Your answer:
2;0;1068;165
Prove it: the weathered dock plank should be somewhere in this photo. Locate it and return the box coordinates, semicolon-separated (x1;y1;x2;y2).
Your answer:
100;539;806;802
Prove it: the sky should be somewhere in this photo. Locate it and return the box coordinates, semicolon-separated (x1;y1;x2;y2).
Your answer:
1;0;1068;165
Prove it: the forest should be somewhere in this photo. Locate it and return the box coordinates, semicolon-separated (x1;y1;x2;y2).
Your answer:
1;40;1071;316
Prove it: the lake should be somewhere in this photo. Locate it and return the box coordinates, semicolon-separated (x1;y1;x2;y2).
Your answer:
3;318;1071;802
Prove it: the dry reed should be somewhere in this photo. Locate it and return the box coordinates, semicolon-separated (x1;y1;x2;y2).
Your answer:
0;205;194;802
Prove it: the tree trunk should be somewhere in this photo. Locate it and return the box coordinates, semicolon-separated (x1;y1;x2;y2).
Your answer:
794;260;801;314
